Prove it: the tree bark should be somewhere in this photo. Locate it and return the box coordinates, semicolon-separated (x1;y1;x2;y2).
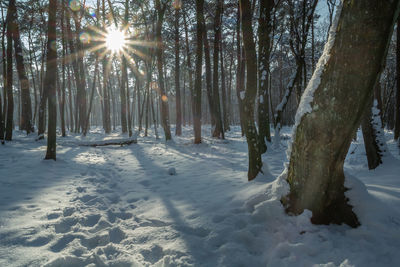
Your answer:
174;6;182;136
240;0;262;180
211;0;225;139
5;0;14;141
395;17;400;140
258;0;274;153
155;0;172;141
283;0;399;227
361;97;383;170
44;0;58;160
10;0;34;134
193;0;204;144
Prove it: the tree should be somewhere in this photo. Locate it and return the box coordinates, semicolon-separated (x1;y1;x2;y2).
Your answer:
257;0;274;153
193;0;204;144
44;0;58;160
211;0;225;139
155;0;172;141
240;0;262;180
174;2;182;136
5;0;14;141
282;0;399;227
395;17;400;140
10;0;34;134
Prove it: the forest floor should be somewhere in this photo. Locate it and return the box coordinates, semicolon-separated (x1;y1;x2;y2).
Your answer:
0;125;399;267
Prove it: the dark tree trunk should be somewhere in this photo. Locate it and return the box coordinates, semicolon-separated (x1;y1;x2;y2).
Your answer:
220;42;229;131
361;97;383;170
183;11;194;130
10;0;33;134
283;0;398;227
174;6;182;136
44;0;58;160
236;2;245;137
193;0;204;144
395;17;400;140
83;58;99;136
258;0;274;153
155;0;172;141
5;1;14;141
240;0;262;180
211;0;225;139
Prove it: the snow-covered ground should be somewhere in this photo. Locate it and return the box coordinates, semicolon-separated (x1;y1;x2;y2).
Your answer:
0;126;399;267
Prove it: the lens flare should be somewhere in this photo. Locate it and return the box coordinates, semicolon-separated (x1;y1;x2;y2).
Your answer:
69;0;81;11
106;27;127;53
79;32;91;44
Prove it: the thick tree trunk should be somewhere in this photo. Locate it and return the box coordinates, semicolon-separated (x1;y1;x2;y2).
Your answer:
193;0;204;144
240;0;262;180
283;0;399;227
44;0;58;160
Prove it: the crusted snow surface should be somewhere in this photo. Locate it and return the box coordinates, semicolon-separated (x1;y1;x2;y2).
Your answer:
0;126;399;266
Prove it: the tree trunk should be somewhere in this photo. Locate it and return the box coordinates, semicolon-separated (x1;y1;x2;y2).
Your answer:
361;97;383;170
174;6;182;136
240;0;262;180
211;0;225;139
44;0;58;160
155;0;172;141
395;17;400;140
5;1;14;141
193;0;204;144
257;0;274;153
283;0;399;227
10;0;34;134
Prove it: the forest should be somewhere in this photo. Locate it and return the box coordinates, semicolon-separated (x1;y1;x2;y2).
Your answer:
0;0;400;266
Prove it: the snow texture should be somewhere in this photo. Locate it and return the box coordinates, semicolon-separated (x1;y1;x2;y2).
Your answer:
0;125;399;266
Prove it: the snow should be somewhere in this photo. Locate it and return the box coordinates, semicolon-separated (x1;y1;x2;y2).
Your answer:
0;125;400;266
239;91;245;100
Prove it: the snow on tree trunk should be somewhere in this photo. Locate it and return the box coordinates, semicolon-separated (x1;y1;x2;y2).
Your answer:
362;98;386;170
282;0;399;227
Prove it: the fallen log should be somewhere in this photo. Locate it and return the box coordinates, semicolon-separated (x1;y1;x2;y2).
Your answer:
78;139;137;147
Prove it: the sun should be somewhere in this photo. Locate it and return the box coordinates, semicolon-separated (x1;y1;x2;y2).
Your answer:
105;27;127;53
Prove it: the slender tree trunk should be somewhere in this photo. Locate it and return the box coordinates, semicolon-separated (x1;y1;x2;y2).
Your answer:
5;1;14;141
395;17;400;140
10;0;33;134
203;16;215;130
193;0;204;144
155;0;172;141
44;0;58;160
211;0;225;139
361;97;383;170
283;0;398;227
83;58;99;136
236;3;245;137
220;42;229;131
183;11;194;130
175;7;182;136
258;0;274;153
240;0;262;180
